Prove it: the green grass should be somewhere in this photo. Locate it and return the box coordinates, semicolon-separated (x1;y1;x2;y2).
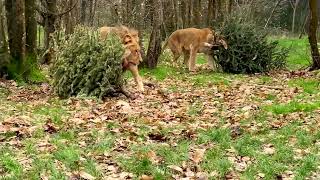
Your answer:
201;148;232;177
156;141;190;166
53;144;81;170
0;154;23;178
295;155;318;180
117;151;169;179
197;128;232;148
264;100;320;115
276;37;311;70
289;78;320;94
235;135;262;157
139;65;181;81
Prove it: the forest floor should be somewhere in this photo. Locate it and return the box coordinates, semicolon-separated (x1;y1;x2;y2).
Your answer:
1;37;320;180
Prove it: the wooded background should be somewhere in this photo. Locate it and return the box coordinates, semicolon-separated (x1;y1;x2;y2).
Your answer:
0;0;319;79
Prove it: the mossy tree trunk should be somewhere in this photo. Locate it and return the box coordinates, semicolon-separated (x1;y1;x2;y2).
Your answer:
25;0;37;59
5;0;26;75
308;0;320;70
0;0;9;74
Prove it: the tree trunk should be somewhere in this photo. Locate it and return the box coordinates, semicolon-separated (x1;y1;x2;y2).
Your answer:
145;0;162;68
44;0;57;50
173;0;181;29
88;0;93;26
187;0;193;27
217;0;224;22
0;0;9;73
90;0;97;26
180;0;187;28
207;0;214;26
264;0;282;29
135;0;146;60
193;0;201;27
110;1;119;25
80;0;87;24
214;0;218;19
308;0;320;70
25;0;37;59
5;0;25;73
64;0;74;35
228;0;232;14
291;0;300;33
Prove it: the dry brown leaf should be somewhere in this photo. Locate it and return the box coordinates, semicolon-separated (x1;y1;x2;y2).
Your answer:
115;100;133;114
262;144;275;155
168;165;184;173
79;171;95;180
44;120;58;134
140;175;154;180
147;150;160;164
191;149;206;164
185;168;195;177
196;172;208;180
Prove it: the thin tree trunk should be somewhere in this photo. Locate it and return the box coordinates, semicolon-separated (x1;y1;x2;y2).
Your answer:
110;1;120;25
91;0;97;26
299;12;309;39
216;0;221;20
88;0;93;25
188;0;192;27
207;0;214;26
291;0;300;33
0;0;9;73
64;0;73;35
0;0;8;52
193;0;201;27
214;0;218;19
5;0;26;73
228;0;232;14
44;0;57;50
180;0;187;28
308;0;320;70
145;0;162;68
264;0;282;29
80;0;87;24
25;0;37;59
173;0;181;29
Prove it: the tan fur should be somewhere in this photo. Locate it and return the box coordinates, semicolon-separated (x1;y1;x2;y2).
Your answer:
99;25;144;92
164;28;228;71
99;26;139;44
198;35;228;70
162;28;215;72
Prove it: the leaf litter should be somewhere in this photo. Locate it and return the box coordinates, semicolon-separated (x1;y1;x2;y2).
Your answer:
1;70;320;179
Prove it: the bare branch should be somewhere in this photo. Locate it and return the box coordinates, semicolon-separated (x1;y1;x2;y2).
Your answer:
38;0;79;17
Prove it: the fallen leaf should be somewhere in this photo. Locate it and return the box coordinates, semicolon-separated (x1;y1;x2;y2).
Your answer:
147;150;161;164
79;171;95;180
262;144;275;155
140;175;154;180
44;120;58;134
191;149;206;164
148;132;167;142
115;100;133;114
168;165;184;173
196;172;208;180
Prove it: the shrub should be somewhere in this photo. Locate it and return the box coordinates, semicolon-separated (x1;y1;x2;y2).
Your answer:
51;26;125;99
213;18;289;74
